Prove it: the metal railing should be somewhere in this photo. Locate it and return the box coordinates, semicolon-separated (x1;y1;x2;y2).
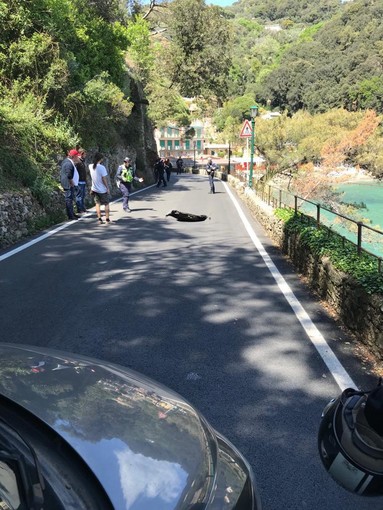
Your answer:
251;182;383;273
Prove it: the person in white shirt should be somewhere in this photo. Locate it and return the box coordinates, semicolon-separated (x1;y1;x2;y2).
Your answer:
89;152;110;224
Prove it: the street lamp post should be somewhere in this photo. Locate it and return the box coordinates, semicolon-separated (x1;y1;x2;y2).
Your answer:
248;104;258;188
228;141;231;174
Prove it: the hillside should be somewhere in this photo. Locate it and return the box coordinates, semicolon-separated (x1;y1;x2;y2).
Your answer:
229;0;342;23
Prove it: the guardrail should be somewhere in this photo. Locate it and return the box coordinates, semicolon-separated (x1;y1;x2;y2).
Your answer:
250;181;383;272
189;168;383;270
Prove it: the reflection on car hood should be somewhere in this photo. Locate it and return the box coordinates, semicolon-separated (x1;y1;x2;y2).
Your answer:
0;344;214;510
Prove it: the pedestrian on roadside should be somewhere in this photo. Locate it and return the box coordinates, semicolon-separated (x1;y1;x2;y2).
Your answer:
60;149;81;220
75;148;87;213
154;157;166;188
176;156;183;174
206;158;217;194
89;152;111;224
116;157;143;212
164;158;173;182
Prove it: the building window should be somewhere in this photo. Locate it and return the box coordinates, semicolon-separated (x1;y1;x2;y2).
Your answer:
185;140;190;150
160;140;165;148
167;140;172;150
196;140;202;150
174;140;180;148
167;127;173;137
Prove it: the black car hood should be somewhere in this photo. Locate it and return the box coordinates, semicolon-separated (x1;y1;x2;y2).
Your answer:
0;344;214;510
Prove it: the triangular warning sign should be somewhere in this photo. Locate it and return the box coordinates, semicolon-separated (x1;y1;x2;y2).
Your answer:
239;119;252;138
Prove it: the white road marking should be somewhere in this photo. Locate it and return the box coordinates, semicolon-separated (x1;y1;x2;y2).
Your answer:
0;187;151;262
0;222;72;262
1;179;357;391
223;181;357;391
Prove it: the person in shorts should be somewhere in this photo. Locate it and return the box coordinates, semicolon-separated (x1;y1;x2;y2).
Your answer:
89;152;110;224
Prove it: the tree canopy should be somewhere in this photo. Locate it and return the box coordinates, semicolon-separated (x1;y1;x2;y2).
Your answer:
2;0;383;202
228;0;383;114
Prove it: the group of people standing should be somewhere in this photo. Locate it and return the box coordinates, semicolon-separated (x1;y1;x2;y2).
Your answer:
60;151;217;223
153;156;185;186
153;157;173;187
60;150;142;224
153;155;217;194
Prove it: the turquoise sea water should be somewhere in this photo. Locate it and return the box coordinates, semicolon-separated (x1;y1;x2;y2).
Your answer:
336;181;383;228
273;180;383;257
327;181;383;258
292;181;383;258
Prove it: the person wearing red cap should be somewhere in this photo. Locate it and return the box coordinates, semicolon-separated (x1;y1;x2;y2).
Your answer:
60;149;81;220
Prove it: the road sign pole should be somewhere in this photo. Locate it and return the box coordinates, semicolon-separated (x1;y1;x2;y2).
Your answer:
239;120;252;178
248;105;258;188
249;118;255;188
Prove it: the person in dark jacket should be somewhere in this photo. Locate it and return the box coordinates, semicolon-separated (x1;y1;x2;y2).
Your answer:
164;158;173;182
206;158;217;194
154;158;166;188
60;149;81;220
176;157;183;174
75;148;87;213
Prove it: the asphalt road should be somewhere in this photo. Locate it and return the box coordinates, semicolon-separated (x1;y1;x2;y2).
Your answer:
1;172;382;510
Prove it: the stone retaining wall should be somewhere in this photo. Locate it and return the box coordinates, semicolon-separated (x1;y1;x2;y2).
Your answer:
0;148;155;250
0;190;64;249
227;175;383;360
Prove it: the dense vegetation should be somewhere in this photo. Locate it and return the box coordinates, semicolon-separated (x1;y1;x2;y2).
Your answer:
0;0;232;201
275;208;383;296
229;0;341;24
226;0;383;115
0;0;133;197
1;0;383;208
255;1;383;113
215;0;383;185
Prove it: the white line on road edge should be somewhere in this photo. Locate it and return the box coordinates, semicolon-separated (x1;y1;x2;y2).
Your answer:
0;222;72;262
223;181;357;392
0;187;153;263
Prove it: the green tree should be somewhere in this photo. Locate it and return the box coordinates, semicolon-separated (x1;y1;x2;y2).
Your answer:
126;15;154;85
213;94;257;131
228;0;341;24
0;0;133;196
255;0;383;114
165;0;232;101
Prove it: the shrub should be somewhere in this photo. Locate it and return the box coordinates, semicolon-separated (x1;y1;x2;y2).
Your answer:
275;208;383;296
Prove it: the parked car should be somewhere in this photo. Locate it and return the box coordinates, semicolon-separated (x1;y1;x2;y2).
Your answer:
0;343;261;509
